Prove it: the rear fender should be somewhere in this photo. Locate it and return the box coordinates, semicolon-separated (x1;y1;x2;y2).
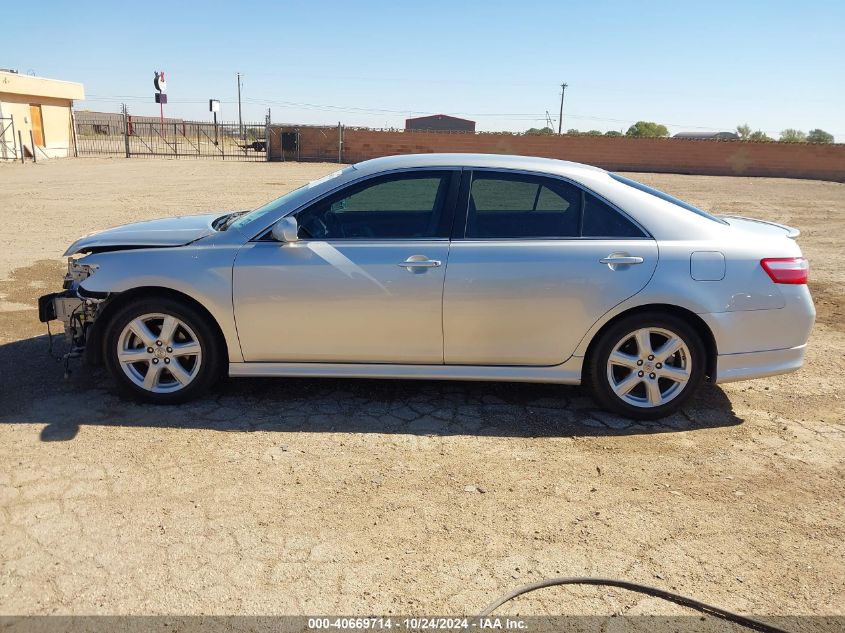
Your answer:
571;238;799;358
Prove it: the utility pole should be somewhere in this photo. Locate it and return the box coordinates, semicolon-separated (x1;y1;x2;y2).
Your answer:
558;82;568;134
237;72;243;140
122;103;130;158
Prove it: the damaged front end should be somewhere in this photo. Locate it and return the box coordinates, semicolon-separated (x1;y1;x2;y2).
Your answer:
38;258;108;358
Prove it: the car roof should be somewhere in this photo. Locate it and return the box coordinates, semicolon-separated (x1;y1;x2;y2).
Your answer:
351;153;607;179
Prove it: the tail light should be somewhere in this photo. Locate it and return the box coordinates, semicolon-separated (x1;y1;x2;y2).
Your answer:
760;257;809;284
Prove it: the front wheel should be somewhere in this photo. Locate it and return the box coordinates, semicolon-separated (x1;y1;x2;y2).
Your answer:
587;312;706;420
104;297;222;404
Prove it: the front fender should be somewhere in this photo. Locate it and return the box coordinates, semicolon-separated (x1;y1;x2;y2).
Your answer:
78;245;243;363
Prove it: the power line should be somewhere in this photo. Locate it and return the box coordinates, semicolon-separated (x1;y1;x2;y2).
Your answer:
241;96;549;118
84;93;816;134
81;92;719;127
238;97;732;130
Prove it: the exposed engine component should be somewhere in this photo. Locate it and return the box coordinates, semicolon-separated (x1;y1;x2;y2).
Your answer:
39;258;107;352
64;257;97;286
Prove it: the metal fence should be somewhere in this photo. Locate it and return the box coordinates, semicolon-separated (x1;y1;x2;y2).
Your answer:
75;113;268;161
0;116;20;161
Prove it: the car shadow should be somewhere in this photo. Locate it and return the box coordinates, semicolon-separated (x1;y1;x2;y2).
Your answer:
0;334;743;442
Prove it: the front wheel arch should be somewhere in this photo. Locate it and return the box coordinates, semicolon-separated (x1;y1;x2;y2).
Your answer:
583;304;718;382
86;286;228;371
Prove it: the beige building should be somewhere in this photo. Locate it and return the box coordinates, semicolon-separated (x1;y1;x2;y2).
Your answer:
0;70;85;159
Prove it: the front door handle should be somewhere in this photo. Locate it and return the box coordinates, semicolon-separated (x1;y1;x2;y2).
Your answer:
398;256;441;269
600;255;644;265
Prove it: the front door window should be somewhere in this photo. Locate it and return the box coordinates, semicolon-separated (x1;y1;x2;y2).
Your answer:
296;171;453;239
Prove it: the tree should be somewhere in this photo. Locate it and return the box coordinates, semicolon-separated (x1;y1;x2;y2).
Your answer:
748;130;772;141
625;121;669;138
780;129;807;143
604;130;623;137
525;126;554;135
566;128;581;135
807;128;834;144
736;123;752;140
585;129;603;136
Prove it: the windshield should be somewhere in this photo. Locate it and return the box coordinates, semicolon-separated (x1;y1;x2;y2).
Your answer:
610;173;727;224
225;166;354;231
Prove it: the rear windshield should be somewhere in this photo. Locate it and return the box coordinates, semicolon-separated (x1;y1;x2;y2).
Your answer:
610;173;727;224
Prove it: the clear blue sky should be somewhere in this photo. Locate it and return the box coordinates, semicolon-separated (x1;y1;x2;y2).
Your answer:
4;0;843;139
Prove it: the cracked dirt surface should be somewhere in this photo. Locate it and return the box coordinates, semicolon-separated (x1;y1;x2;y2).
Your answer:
0;159;843;617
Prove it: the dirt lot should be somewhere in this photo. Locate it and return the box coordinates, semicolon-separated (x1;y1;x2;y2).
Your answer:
0;158;842;618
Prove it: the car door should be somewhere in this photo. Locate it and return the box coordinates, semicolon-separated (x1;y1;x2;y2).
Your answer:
233;169;459;363
443;169;658;366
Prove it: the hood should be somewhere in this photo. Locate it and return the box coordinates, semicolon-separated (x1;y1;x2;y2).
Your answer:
63;213;223;256
720;215;800;239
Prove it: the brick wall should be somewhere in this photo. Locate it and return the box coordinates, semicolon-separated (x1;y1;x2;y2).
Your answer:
268;126;845;182
267;125;341;162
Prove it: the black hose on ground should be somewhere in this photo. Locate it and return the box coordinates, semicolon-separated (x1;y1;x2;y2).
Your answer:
479;576;791;633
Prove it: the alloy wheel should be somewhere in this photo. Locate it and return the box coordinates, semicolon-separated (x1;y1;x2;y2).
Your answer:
605;327;692;408
116;313;203;394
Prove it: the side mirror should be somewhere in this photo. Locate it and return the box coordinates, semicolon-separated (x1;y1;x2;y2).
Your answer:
271;216;299;243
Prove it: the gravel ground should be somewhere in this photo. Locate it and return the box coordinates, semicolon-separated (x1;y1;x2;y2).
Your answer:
0;158;842;618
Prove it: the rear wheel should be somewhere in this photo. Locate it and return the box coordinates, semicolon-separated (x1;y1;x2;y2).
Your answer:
104;297;222;404
587;312;706;420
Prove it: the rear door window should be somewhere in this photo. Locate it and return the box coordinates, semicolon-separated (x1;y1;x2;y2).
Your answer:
582;192;647;238
464;171;646;239
466;172;581;238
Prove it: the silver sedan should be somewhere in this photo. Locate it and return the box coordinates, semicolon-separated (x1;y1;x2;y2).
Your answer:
40;154;815;419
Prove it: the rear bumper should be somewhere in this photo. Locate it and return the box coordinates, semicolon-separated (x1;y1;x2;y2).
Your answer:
702;286;813;384
715;344;807;384
699;286;815;356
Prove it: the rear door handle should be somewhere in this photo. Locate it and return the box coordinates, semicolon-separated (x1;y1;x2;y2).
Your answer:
600;255;644;265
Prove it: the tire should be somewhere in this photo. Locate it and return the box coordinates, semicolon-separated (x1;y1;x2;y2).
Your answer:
587;311;706;420
103;297;222;404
